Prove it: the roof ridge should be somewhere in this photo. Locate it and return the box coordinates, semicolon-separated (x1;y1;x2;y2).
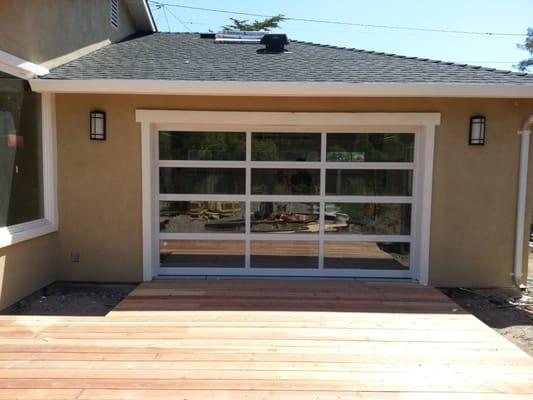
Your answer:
290;38;530;77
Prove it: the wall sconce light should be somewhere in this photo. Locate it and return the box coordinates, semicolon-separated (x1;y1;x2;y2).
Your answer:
469;115;486;145
90;110;106;141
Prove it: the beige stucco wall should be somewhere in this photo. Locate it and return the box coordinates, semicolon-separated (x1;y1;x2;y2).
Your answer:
0;0;136;65
54;94;533;287
0;233;58;310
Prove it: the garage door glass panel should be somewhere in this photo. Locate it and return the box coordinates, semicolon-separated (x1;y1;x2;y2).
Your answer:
157;129;417;277
251;202;319;233
252;169;320;195
160;168;245;194
325;203;411;235
324;242;410;269
160;201;245;233
326;133;414;162
160;240;245;268
159;131;246;160
326;169;412;196
251;240;319;268
252;132;321;161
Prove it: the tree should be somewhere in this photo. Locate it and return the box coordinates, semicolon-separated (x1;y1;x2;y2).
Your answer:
223;14;285;32
517;28;533;72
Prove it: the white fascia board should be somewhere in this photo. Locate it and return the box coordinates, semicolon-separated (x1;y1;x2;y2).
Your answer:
124;0;156;32
29;79;533;98
0;50;49;79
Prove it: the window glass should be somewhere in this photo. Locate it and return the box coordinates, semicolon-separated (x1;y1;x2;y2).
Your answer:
160;168;245;194
327;133;414;162
252;169;320;195
252;132;321;161
0;72;43;228
251;240;319;269
159;131;245;161
160;240;245;268
160;201;245;233
324;242;410;269
325;203;411;235
326;169;412;196
251;202;319;233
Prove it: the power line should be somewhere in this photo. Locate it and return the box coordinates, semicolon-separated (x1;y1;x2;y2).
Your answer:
161;5;171;32
164;4;192;32
148;1;526;37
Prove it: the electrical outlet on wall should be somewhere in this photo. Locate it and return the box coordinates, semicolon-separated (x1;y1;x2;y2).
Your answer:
70;252;80;263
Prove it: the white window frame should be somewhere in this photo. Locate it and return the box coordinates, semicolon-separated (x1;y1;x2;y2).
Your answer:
0;92;58;248
136;110;440;284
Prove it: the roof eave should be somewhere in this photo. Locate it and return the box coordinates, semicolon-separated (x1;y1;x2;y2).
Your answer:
28;79;533;98
124;0;156;33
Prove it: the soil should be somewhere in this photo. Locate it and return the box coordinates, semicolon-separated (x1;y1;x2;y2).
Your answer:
1;282;136;316
441;254;533;356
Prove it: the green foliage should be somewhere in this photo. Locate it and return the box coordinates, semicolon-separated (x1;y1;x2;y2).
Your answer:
517;28;533;72
251;139;278;160
223;14;285;32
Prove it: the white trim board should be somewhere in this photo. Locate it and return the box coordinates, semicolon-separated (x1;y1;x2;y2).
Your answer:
0;50;49;79
0;93;58;248
31;79;533;98
138;110;439;285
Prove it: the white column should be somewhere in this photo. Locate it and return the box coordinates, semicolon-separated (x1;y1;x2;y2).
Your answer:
418;124;437;286
141;121;154;281
513;129;531;286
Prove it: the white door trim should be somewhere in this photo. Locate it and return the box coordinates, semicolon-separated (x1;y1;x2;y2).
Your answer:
136;111;440;284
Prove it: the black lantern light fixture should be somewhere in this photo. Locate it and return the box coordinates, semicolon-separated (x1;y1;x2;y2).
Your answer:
469;115;486;145
90;110;106;141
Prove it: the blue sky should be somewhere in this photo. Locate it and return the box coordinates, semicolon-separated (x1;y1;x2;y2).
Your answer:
148;0;532;72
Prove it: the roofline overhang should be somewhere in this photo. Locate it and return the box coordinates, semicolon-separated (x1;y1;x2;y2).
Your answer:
28;79;533;98
0;50;49;79
125;0;157;32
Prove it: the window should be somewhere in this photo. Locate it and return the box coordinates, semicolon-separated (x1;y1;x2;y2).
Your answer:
0;72;43;227
110;0;119;29
0;71;56;248
156;130;415;274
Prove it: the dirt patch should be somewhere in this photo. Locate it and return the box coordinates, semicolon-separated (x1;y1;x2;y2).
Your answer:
442;287;533;356
0;282;136;316
442;252;533;356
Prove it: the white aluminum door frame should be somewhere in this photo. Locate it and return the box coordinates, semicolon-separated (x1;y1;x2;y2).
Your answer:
137;111;440;284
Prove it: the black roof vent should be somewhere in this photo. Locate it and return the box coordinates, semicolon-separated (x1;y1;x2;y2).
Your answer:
258;34;289;53
200;33;216;39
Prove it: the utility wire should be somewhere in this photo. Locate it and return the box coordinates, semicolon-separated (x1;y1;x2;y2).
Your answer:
148;1;526;37
164;4;193;32
162;5;171;32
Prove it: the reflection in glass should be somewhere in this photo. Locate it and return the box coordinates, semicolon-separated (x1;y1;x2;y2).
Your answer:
160;201;245;233
252;169;320;195
251;202;319;233
325;203;411;235
326;169;412;196
160;240;245;268
252;132;321;161
251;240;319;268
159;131;245;160
327;133;414;162
160;168;245;194
0;72;43;228
324;241;410;269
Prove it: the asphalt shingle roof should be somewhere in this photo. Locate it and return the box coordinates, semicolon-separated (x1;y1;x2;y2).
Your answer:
43;32;533;84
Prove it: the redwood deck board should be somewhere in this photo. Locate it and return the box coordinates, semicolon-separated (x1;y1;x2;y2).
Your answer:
0;279;532;399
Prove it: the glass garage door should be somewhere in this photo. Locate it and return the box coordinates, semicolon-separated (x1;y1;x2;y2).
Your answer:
158;130;415;278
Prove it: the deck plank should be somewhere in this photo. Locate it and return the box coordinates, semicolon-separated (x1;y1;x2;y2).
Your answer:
0;279;531;399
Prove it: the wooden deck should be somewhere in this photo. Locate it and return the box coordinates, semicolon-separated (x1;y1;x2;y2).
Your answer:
0;279;532;399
